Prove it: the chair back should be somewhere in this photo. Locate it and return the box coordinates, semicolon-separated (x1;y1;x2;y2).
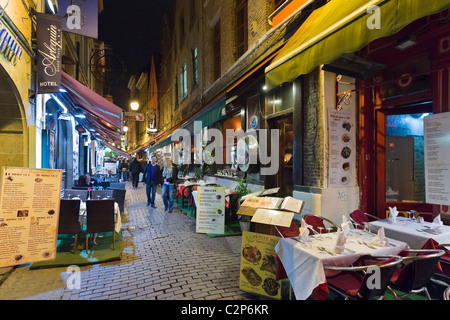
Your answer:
304;214;338;235
62;189;88;201
58;199;81;234
86;199;115;233
394;249;445;291
350;210;369;229
110;182;125;189
92;190;113;199
101;181;111;189
357;255;403;299
111;188;126;213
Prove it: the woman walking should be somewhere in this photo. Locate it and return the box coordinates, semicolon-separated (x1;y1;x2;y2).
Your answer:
161;158;178;212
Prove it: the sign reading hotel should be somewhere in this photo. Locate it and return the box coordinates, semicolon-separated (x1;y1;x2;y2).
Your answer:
196;186;225;234
0;167;62;268
328;109;355;188
36;13;62;94
424;112;450;205
239;231;282;299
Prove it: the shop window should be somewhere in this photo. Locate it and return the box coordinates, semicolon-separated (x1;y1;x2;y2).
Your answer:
265;83;294;117
235;0;248;60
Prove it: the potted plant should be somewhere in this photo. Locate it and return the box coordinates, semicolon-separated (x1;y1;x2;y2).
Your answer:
235;178;251;231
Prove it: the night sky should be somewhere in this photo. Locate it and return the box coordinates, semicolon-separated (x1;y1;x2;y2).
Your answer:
98;0;174;109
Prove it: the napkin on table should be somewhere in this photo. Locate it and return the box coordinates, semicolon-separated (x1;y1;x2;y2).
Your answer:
431;214;444;233
368;227;389;247
299;219;312;242
389;206;398;222
341;215;351;236
334;231;347;254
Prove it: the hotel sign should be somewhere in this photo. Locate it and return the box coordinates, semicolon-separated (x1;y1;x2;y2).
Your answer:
36;13;62;94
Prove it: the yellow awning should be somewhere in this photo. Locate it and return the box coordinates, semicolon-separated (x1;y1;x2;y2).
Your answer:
265;0;450;90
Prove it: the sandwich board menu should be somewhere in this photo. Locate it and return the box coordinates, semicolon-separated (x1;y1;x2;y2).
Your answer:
239;231;282;299
0;167;62;267
196;186;226;234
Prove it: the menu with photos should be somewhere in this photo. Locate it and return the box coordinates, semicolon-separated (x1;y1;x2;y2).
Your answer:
0;167;62;267
328;110;356;188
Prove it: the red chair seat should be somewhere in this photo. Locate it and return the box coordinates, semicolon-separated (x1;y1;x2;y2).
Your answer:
327;272;364;298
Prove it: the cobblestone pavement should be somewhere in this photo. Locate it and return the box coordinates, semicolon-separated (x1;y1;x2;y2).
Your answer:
0;182;254;300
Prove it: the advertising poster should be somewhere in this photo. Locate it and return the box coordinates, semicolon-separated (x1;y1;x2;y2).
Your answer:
196;186;225;234
328;109;356;188
424;112;450;205
239;231;282;299
0;167;62;267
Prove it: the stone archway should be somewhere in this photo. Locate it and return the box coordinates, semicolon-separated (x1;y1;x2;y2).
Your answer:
0;66;27;168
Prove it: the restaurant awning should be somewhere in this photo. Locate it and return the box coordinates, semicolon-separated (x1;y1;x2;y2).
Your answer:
265;0;450;90
60;71;123;129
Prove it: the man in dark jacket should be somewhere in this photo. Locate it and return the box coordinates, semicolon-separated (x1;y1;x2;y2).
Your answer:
129;157;142;188
142;155;161;207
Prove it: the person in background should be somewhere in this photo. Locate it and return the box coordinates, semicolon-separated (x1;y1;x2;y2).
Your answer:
130;157;141;188
78;175;90;187
143;155;161;208
161;157;178;213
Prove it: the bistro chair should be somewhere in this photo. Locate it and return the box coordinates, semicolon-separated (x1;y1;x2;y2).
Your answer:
92;190;113;199
349;209;380;230
325;255;403;300
63;189;88;201
58;199;81;252
111;188;126;214
304;214;340;235
110;182;126;189
388;249;445;300
444;286;450;300
85;199;116;252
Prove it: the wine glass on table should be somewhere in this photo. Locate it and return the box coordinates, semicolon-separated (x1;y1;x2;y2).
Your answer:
317;227;324;240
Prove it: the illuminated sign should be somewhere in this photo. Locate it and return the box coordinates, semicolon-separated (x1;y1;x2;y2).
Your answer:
0;23;23;66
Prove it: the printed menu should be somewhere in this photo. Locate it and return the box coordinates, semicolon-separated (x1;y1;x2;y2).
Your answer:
0;167;62;267
328;110;356;188
196;186;226;234
424;112;450;205
239;231;282;299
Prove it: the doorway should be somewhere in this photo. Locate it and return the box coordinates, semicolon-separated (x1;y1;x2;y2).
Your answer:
266;114;293;197
376;102;432;218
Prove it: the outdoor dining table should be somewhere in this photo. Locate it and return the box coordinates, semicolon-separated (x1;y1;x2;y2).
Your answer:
78;200;122;233
275;230;409;300
369;216;450;249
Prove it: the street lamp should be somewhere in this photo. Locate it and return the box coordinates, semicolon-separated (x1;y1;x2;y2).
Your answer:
123;125;129;132
130;100;139;111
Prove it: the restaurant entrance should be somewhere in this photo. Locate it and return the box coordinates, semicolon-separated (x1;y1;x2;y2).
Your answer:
375;102;433;219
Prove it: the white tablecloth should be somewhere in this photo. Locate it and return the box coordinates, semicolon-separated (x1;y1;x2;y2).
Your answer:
275;231;408;300
79;201;121;233
369;216;450;249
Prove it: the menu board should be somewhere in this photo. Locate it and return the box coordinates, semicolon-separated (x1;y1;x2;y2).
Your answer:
251;209;294;228
328;110;356;188
0;167;62;267
239;231;282;299
424;112;450;205
196;186;226;234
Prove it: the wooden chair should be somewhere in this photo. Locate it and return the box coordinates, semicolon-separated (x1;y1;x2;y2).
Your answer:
111;188;126;214
85;199;116;252
58;199;81;252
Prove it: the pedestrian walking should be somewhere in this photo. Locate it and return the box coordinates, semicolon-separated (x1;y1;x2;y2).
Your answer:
119;158;129;182
161;158;178;212
143;155;161;207
130;157;141;188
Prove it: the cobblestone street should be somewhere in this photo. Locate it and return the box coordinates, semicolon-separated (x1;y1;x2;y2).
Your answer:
0;183;254;300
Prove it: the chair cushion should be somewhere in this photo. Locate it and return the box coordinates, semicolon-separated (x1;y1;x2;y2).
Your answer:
327;271;364;298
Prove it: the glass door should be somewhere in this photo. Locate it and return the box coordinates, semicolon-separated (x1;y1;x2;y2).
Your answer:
376;103;433;218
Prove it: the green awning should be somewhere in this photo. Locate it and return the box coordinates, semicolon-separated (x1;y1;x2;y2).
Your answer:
149;96;226;154
265;0;450;90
